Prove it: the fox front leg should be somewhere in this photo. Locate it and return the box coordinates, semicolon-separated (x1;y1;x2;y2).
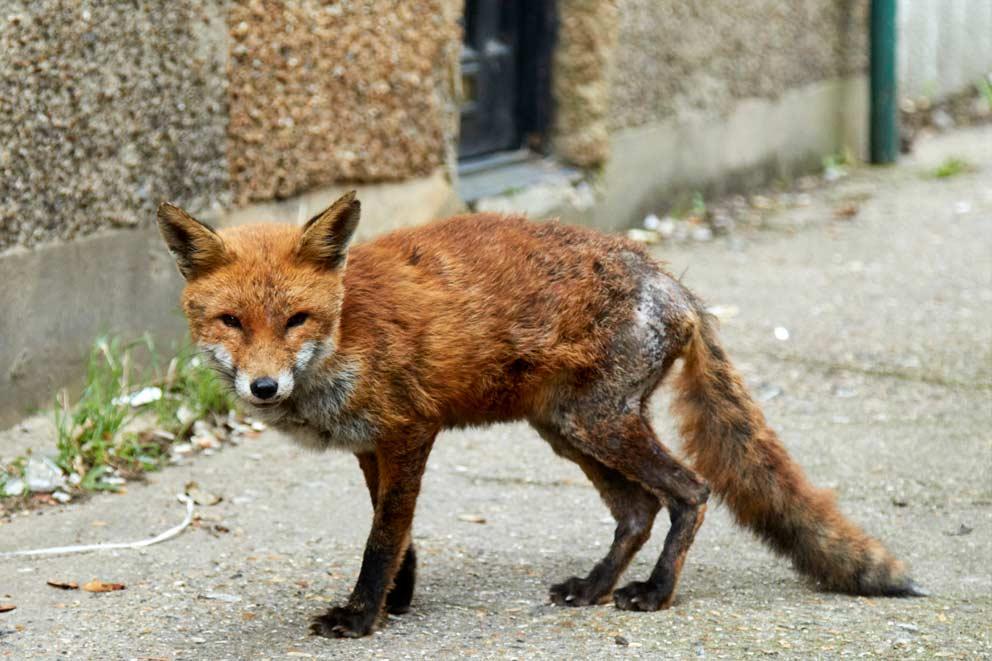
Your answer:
311;432;435;638
355;451;418;614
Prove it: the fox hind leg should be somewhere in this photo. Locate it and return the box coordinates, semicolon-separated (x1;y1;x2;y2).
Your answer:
533;424;661;606
546;405;710;611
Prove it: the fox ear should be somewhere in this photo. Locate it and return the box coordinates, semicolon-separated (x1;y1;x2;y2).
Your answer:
157;203;227;280
297;191;360;269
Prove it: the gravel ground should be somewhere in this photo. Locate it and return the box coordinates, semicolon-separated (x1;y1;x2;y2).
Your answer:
1;127;990;659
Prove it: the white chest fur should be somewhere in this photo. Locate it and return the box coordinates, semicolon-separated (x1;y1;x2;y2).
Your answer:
250;360;376;453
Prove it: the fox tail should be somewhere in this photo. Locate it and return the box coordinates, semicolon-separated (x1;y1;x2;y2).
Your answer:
671;309;924;596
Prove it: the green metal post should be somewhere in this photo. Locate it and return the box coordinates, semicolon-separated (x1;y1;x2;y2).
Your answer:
870;0;898;164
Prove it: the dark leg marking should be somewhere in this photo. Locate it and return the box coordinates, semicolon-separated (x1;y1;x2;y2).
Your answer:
355;452;417;615
311;436;434;638
551;410;709;611
534;423;660;607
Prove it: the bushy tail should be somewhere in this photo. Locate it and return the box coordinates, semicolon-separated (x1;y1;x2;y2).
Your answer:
672;311;923;596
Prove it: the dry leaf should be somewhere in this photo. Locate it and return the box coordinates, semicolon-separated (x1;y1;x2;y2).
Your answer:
0;603;15;613
46;580;79;590
834;203;859;219
82;580;126;593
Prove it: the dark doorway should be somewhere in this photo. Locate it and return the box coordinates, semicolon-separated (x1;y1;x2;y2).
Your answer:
458;0;556;161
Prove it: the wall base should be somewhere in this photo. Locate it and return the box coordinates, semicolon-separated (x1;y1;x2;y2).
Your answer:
591;76;869;230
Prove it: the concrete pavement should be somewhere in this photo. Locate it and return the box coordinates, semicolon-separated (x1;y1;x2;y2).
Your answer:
1;126;990;659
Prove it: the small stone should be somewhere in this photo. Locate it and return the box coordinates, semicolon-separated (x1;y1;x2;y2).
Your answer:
626;228;660;244
25;456;66;493
774;326;790;341
642;213;661;230
115;386;162;407
615;635;629;646
708;210;735;234
176;405;196;426
185;481;223;506
657;217;676;239
757;384;783;402
3;478;24;496
691;226;713;242
931;109;954;131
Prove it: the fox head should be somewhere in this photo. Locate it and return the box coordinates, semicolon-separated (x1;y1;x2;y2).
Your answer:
157;192;360;408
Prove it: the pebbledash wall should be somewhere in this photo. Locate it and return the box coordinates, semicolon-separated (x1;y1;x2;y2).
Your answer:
1;0;989;425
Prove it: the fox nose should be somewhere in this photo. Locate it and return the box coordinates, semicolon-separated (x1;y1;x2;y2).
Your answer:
250;377;279;400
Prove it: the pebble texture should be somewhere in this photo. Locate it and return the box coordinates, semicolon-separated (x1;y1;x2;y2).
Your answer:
608;0;870;130
0;1;230;251
227;0;461;205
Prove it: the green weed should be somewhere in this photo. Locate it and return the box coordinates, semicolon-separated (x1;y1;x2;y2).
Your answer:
15;334;237;496
932;157;974;179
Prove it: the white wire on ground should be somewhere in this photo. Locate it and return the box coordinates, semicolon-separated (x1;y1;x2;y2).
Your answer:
0;494;195;559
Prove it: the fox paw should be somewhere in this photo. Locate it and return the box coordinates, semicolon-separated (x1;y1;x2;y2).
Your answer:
385;549;416;614
385;590;412;615
310;606;376;638
549;576;608;607
613;580;673;612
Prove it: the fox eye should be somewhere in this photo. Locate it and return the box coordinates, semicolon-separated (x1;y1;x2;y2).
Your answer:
286;312;309;329
220;314;242;329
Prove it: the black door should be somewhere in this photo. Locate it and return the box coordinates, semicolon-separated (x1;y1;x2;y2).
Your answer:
458;1;555;161
459;0;520;159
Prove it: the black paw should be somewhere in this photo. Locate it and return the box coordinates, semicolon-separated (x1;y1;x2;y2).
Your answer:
386;547;417;614
549;576;609;607
613;580;673;611
309;606;377;638
385;590;412;615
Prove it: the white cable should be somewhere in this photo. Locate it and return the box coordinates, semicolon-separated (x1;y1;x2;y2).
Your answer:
0;494;195;559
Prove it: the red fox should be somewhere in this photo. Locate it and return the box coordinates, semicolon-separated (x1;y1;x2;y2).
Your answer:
158;192;923;638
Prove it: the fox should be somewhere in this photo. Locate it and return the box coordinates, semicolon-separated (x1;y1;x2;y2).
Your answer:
157;191;924;638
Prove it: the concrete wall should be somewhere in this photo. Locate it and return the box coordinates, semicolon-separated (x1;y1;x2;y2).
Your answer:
0;1;230;251
571;0;872;228
592;77;868;230
898;0;992;100
608;0;869;131
226;0;461;205
0;0;461;252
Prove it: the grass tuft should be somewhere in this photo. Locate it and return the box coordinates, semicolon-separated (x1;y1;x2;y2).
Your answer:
932;157;974;179
2;335;237;499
